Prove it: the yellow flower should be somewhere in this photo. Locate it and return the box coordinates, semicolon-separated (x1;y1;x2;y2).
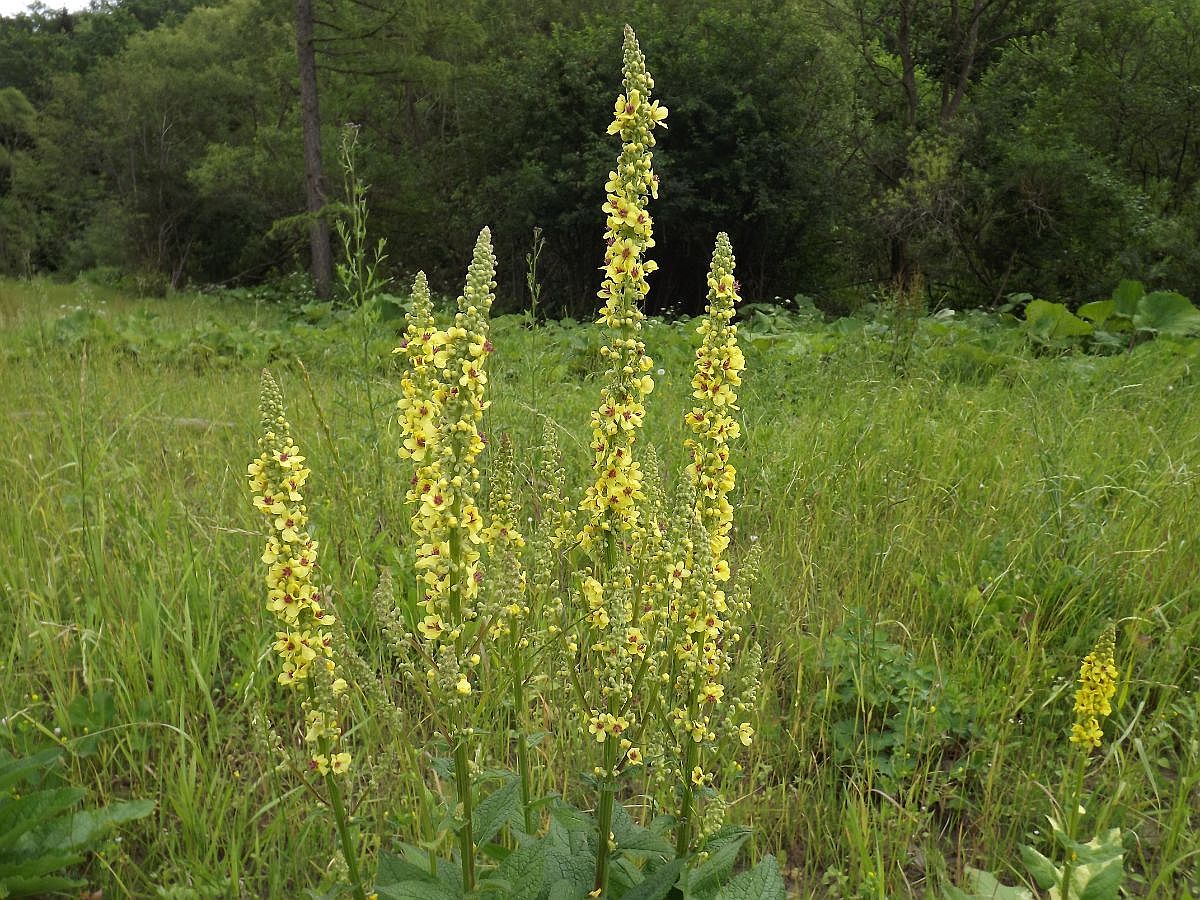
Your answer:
691;766;707;786
1068;626;1118;749
330;752;352;775
588;714;610;743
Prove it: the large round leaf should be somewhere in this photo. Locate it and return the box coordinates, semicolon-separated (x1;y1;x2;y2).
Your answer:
1024;299;1093;343
1133;291;1200;337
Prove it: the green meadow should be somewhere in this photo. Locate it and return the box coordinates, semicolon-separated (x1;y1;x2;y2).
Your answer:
1;276;1197;896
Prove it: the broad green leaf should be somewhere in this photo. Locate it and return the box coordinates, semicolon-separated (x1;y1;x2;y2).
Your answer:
1024;300;1093;343
714;857;786;900
546;879;588;900
1076;300;1115;326
0;873;86;897
0;787;85;847
621;858;685;900
376;851;437;888
472;777;523;846
0;750;62;794
611;805;673;857
544;846;595;892
963;867;1035;899
687;827;752;897
493;841;547;900
0;851;85;882
1133;291;1200;337
1076;854;1123;900
1018;844;1059;890
1112;280;1145;318
45;798;155;851
375;881;459;900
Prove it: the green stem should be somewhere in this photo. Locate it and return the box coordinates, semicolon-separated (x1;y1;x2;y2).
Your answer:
454;739;476;892
513;652;534;835
593;737;619;896
324;771;368;900
675;703;701;859
305;681;367;900
1060;749;1089;900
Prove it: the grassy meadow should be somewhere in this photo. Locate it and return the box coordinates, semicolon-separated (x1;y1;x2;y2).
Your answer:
1;275;1198;897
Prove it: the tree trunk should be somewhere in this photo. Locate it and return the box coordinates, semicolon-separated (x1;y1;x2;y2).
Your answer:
296;0;332;299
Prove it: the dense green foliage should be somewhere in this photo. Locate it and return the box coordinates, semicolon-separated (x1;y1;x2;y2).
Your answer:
2;0;1199;311
2;277;1197;896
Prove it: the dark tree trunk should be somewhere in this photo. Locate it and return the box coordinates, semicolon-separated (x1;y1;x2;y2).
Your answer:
296;0;332;299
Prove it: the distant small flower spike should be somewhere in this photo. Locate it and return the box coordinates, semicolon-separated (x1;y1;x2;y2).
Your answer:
1069;626;1118;749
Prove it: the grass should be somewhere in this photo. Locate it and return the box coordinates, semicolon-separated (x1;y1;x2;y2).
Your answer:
1;275;1197;898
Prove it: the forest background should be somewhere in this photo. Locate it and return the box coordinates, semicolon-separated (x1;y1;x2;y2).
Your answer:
2;0;1199;316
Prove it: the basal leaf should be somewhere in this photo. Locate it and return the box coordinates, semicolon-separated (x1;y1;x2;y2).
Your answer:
1018;844;1059;890
687;827;751;897
376;850;437;888
963;867;1035;899
713;857;786;900
375;881;459;900
621;858;685;900
494;841;547;900
472;777;523;846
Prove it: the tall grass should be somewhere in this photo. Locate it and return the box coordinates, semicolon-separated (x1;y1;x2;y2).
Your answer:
1;276;1197;896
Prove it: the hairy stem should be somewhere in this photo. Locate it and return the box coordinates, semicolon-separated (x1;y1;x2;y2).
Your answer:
593;736;619;895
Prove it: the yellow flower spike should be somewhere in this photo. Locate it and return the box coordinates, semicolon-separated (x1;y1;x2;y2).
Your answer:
1069;625;1119;749
580;26;664;546
684;234;744;582
248;370;354;797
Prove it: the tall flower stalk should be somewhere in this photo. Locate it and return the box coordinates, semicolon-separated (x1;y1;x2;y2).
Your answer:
580;24;666;546
663;235;759;856
576;25;667;895
685;234;745;581
396;230;497;891
246;370;365;900
1061;625;1119;900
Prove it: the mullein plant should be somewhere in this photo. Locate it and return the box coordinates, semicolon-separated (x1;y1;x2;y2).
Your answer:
569;24;669;895
951;626;1125;900
247;370;366;900
666;237;760;856
1056;626;1123;900
393;229;497;892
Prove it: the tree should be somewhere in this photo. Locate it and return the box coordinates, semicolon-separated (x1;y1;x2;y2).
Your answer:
296;0;332;298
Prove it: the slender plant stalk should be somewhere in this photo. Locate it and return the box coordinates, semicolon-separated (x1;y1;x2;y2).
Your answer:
513;653;534;835
303;681;367;900
454;739;476;891
675;693;701;858
324;770;368;900
593;734;619;895
1059;749;1088;900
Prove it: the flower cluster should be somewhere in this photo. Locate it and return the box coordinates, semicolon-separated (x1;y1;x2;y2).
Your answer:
399;229;497;700
685;234;745;578
666;513;758;769
395;271;443;465
247;370;350;775
580;25;667;542
1069;626;1119;749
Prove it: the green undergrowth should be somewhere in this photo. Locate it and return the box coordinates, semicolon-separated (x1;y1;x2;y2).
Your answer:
0;277;1197;897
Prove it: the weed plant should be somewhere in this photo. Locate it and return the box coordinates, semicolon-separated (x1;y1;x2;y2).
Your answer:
0;27;1198;900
